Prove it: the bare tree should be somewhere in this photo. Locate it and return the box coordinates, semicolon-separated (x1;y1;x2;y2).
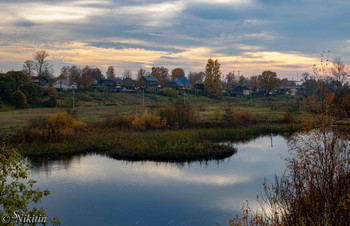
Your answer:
331;57;349;90
33;50;49;77
60;66;70;78
123;70;132;79
22;60;35;77
106;66;115;79
225;72;236;88
188;72;205;86
137;68;149;81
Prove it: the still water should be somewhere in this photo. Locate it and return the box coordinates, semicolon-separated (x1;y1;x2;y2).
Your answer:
28;135;289;225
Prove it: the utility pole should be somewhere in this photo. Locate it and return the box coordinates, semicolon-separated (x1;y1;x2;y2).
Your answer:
60;80;62;111
142;86;145;107
72;84;75;110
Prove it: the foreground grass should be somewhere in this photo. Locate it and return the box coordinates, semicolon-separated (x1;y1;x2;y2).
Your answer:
16;124;297;162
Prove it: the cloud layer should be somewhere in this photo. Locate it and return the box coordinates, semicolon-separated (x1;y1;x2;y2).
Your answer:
0;0;349;78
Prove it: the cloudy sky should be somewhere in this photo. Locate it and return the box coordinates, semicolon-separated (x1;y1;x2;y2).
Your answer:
0;0;349;79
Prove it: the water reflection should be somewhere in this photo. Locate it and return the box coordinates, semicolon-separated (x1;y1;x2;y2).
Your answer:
28;135;289;226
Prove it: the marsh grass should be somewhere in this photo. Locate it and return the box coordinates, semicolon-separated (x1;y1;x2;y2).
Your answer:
17;124;297;162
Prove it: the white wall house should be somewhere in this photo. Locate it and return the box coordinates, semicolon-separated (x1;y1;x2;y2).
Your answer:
53;79;77;91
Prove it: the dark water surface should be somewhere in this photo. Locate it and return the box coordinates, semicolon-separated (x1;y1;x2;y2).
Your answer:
28;135;289;225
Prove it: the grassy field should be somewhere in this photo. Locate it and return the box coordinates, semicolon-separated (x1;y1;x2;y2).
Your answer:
0;92;309;135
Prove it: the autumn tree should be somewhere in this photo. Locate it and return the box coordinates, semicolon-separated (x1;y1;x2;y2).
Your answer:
106;66;115;79
68;66;81;83
92;67;104;81
204;58;222;99
249;75;260;90
171;67;185;80
258;70;281;92
151;66;169;87
80;66;93;88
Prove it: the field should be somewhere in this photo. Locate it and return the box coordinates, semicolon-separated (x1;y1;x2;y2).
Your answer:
0;91;309;135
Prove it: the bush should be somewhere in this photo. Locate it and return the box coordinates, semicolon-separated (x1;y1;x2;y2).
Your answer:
157;102;199;128
131;113;166;130
157;105;177;128
282;110;294;123
9;90;28;108
161;88;178;98
48;112;86;140
43;87;58;98
110;114;136;128
229;111;257;128
22;112;87;142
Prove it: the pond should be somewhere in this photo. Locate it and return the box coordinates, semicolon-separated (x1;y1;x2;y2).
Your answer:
28;135;289;226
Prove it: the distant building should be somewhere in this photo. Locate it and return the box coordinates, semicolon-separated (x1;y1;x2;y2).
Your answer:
175;77;192;89
167;80;182;90
194;83;205;95
230;86;250;96
53;79;77;91
31;76;49;88
92;79;122;92
141;76;158;91
121;78;136;92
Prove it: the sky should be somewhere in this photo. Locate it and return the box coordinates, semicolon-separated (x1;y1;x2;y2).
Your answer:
0;0;349;79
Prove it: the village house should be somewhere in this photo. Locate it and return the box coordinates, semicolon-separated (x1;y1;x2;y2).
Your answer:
141;76;158;91
53;79;77;91
230;86;250;97
92;79;122;92
31;76;49;88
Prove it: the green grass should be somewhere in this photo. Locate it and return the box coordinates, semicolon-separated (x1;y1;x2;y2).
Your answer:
0;92;310;135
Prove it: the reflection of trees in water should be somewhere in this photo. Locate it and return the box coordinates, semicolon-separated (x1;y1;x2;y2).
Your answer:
27;154;88;175
106;156;231;169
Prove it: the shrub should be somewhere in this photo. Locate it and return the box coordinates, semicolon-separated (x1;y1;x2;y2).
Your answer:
22;112;87;142
157;102;199;129
157;105;177;128
9;90;28;108
212;107;222;121
48;112;87;140
110;114;136;128
43;87;58;98
282;110;294;123
229;111;257;128
131;113;166;130
161;88;178;98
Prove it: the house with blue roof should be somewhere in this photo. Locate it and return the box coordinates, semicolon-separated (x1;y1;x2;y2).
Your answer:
176;77;191;88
